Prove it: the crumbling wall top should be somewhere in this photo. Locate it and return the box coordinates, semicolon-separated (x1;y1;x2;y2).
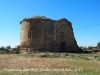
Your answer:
31;15;49;19
20;15;71;25
20;15;51;24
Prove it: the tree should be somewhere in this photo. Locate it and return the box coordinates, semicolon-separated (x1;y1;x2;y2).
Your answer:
6;46;11;50
16;45;20;54
0;46;5;50
97;42;100;49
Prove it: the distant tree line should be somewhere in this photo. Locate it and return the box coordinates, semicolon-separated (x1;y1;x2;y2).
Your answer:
0;45;20;54
97;42;100;49
79;42;100;50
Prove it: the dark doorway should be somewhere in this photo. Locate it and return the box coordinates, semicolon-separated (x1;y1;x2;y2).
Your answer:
60;43;66;52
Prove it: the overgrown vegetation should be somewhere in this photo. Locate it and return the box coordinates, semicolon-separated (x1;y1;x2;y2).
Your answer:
15;52;100;61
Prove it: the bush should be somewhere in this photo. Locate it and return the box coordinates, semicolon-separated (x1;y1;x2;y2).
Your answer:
16;49;21;54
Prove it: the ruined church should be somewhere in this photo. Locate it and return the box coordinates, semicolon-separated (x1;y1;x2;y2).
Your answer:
20;15;81;53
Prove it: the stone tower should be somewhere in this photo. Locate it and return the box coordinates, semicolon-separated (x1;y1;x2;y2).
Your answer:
20;15;82;53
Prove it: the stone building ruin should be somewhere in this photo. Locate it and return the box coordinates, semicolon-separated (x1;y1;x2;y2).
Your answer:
20;15;82;53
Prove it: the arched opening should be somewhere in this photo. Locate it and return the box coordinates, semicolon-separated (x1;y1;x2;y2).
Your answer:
28;29;32;38
60;42;66;52
60;31;66;52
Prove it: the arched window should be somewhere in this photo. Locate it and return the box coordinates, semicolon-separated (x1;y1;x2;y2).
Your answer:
28;29;32;38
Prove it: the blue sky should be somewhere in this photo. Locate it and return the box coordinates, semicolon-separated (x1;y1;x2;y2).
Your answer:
0;0;100;48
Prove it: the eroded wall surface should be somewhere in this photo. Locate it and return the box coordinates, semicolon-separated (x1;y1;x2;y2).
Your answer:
20;16;81;53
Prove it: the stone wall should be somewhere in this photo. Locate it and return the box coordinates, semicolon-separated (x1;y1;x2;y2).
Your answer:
20;16;82;53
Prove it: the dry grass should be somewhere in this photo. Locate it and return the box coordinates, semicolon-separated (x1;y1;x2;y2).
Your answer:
0;53;100;75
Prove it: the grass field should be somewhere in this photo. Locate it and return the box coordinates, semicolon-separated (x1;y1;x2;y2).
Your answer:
0;52;100;75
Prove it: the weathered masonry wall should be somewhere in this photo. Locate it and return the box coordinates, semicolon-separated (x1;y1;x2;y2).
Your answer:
54;19;80;52
20;16;82;53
